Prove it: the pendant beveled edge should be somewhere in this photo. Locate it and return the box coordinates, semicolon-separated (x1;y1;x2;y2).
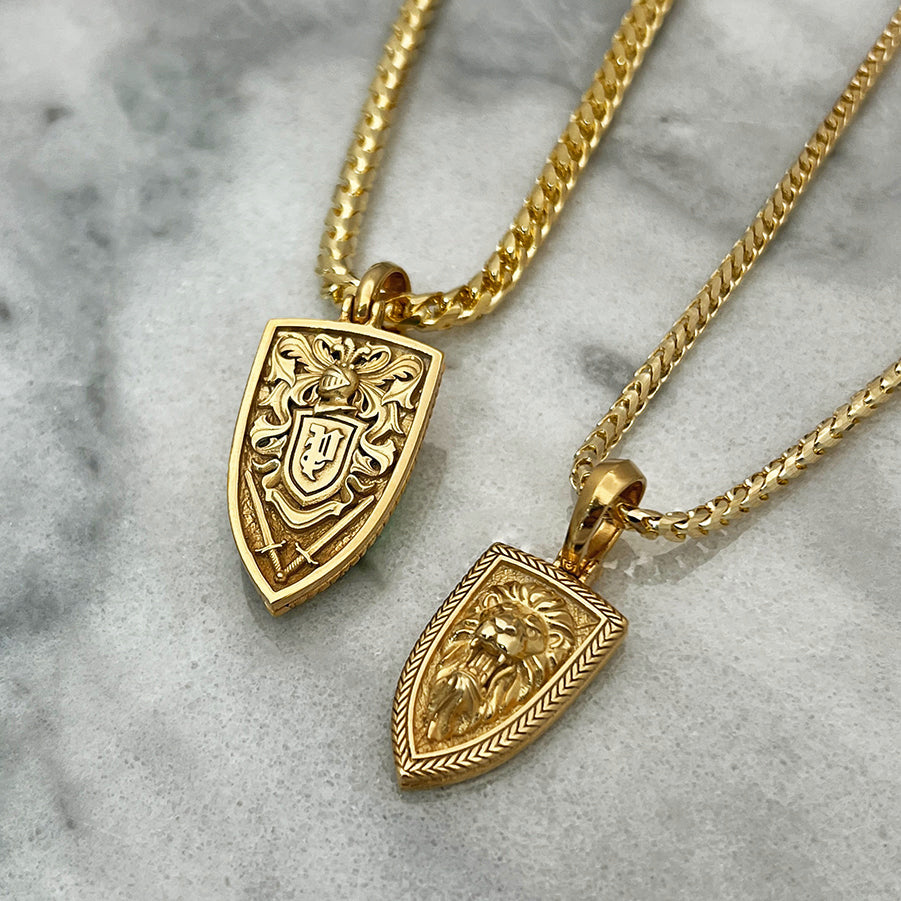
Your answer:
227;319;445;616
391;542;627;789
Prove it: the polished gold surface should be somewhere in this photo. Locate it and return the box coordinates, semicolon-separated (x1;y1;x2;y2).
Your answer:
228;312;443;614
424;580;577;742
555;459;646;584
572;6;901;540
393;462;639;788
318;0;674;330
392;543;627;789
395;6;901;787
233;0;674;609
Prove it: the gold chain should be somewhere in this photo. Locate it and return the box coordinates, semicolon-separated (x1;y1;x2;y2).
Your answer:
572;6;901;541
317;0;673;330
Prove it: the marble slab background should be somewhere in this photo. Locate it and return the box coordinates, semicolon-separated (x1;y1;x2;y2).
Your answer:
1;0;900;898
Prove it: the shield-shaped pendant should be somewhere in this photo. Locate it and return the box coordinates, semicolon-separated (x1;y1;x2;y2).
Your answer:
392;542;628;788
228;318;443;615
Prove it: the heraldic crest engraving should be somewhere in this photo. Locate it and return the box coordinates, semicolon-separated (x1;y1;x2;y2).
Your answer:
228;319;443;614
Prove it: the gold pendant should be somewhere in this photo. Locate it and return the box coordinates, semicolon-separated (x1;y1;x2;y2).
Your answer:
228;264;444;615
392;460;645;788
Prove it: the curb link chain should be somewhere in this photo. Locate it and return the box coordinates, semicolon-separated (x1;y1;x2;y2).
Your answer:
317;0;674;330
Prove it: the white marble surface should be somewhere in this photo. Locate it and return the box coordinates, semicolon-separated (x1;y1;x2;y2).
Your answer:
2;0;900;898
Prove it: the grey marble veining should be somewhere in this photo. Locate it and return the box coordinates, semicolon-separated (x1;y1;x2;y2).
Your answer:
1;1;900;898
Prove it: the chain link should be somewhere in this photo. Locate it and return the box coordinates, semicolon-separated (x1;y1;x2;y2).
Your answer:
572;6;901;541
317;0;674;330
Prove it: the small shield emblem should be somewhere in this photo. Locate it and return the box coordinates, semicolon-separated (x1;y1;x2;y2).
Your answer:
284;412;362;505
392;543;627;788
228;319;443;615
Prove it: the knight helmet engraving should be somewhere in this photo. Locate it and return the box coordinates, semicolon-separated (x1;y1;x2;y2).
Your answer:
228;319;444;614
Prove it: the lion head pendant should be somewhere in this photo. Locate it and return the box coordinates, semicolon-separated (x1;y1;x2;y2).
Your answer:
392;543;627;788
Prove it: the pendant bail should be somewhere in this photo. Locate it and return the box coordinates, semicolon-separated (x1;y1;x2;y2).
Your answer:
342;262;411;330
555;459;646;585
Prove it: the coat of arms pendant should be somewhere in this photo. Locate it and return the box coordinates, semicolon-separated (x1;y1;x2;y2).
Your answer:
228;265;444;615
392;461;646;788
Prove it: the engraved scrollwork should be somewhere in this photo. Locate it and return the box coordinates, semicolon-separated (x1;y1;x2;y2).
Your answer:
248;331;423;532
229;317;443;614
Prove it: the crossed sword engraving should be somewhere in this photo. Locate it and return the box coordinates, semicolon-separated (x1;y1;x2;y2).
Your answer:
243;470;374;583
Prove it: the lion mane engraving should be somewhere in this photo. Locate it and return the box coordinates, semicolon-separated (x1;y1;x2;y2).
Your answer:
424;580;576;741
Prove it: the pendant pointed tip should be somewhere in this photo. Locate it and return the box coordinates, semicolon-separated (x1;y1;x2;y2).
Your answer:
248;579;288;616
393;751;437;790
394;761;417;790
395;766;436;791
251;578;303;616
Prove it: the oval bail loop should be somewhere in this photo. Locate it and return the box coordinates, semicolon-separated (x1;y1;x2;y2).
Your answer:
555;459;646;585
342;262;411;330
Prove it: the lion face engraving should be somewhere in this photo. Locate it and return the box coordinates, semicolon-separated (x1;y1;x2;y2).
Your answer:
425;580;576;741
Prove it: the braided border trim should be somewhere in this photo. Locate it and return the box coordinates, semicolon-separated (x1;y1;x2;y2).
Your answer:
392;543;627;788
